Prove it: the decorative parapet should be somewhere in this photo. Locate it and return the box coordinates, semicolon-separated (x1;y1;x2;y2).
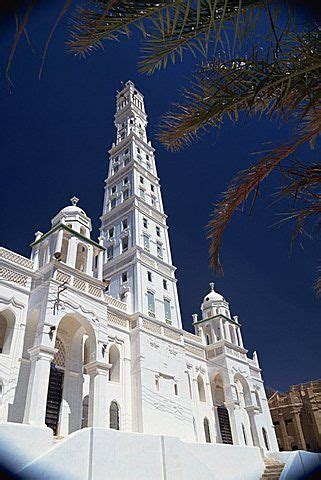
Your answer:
0;247;34;270
185;344;206;359
54;269;127;311
108;311;129;329
105;295;127;311
183;331;202;344
0;266;29;288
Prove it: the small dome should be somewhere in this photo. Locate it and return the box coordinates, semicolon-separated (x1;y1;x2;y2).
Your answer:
60;205;87;216
202;283;225;304
51;196;91;228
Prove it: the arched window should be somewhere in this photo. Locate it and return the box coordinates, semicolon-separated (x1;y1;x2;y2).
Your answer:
229;325;236;344
110;401;120;430
211;374;225;406
262;428;270;450
204;418;211;443
109;345;120;382
206;334;211;345
197;375;206;402
242;423;247;445
234;374;251;407
75;243;87;272
0;311;15;355
255;390;262;411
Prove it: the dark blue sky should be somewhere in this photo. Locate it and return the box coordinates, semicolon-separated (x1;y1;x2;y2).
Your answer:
0;2;320;391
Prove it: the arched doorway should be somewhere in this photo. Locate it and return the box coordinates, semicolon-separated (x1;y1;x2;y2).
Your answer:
234;374;254;446
211;373;233;444
45;314;96;436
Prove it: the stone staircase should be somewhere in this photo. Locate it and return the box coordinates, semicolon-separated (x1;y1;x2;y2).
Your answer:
261;458;285;480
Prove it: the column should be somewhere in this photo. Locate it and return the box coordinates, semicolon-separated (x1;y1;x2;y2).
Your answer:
279;416;291;450
66;236;77;268
54;228;64;255
23;345;57;426
86;246;94;275
211;325;217;343
192;377;202;441
31;247;40;270
97;251;104;281
246;406;260;447
85;361;110;427
219;318;225;340
97;236;104;281
237;327;244;348
225;322;232;343
122;356;132;431
293;412;306;450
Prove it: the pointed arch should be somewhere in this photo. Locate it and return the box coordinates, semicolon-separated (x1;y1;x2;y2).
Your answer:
234;373;251;407
75;243;88;272
109;344;120;382
0;309;15;355
197;374;206;403
110;401;120;430
211;373;225;406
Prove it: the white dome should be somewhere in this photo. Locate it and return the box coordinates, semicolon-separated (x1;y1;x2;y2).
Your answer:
60;205;87;217
202;283;225;305
51;196;91;228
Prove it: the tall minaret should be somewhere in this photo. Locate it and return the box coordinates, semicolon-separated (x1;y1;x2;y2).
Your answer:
100;81;182;328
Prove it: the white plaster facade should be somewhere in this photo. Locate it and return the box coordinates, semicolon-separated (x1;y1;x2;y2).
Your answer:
0;81;279;477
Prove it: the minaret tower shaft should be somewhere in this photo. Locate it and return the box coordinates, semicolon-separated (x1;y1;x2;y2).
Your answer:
100;81;182;328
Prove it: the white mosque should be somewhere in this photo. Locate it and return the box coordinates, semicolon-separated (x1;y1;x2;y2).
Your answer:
0;81;287;479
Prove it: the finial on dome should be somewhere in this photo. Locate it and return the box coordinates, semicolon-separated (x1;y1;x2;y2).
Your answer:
209;282;215;292
70;196;79;206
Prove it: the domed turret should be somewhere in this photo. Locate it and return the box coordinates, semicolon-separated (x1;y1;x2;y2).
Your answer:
30;197;105;279
201;282;230;320
51;197;92;238
192;282;245;348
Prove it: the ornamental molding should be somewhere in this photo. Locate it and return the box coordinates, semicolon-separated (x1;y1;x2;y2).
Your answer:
0;295;26;311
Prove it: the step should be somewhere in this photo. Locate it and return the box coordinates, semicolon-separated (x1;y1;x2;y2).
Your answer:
261;474;282;480
265;465;284;471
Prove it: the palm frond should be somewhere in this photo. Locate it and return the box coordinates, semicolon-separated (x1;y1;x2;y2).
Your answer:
68;0;265;64
159;29;321;150
207;106;321;272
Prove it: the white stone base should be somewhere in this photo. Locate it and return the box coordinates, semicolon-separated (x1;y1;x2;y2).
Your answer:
0;424;266;480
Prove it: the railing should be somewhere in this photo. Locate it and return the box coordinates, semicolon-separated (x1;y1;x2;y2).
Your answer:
0;247;34;269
